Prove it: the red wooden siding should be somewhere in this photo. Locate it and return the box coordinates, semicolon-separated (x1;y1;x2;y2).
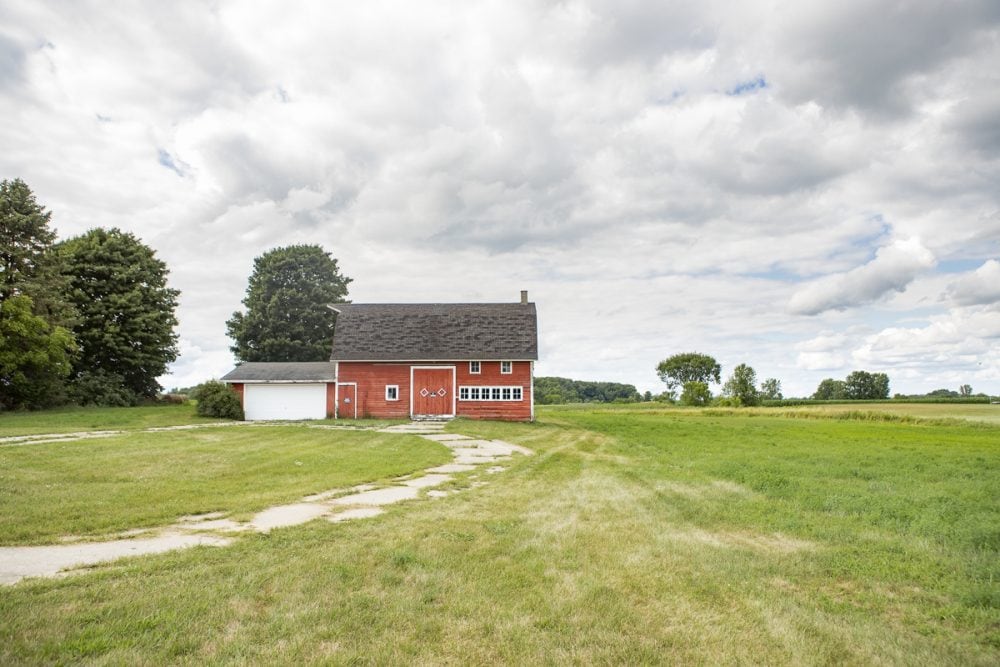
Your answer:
455;360;532;421
325;383;336;418
336;361;532;421
336;363;412;419
230;383;244;407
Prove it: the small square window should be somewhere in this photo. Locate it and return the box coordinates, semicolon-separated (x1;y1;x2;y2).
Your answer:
469;361;481;374
502;387;512;400
385;385;399;401
470;387;481;400
512;387;523;400
459;387;470;400
501;361;512;374
491;387;501;400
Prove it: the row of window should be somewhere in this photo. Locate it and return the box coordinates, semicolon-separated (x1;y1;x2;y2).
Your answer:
385;384;525;401
459;386;523;401
469;361;512;374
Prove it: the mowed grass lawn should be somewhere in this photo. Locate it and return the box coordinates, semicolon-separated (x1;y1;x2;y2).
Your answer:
0;403;220;437
1;405;998;664
0;425;450;545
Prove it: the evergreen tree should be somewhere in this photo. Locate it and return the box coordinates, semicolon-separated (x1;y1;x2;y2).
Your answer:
227;245;352;362
0;178;75;325
59;228;180;399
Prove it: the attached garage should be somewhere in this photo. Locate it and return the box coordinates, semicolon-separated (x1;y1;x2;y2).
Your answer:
243;383;327;421
220;362;337;421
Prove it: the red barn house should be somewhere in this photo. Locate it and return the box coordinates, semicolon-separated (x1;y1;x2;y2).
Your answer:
222;292;538;422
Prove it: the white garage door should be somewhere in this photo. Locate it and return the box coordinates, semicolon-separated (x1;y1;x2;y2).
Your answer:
243;384;327;421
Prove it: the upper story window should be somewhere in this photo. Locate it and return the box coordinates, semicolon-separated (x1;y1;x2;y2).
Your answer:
469;361;481;374
501;361;512;374
385;385;399;401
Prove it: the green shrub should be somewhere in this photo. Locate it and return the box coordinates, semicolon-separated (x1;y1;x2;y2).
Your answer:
68;370;139;407
192;381;244;420
712;396;742;408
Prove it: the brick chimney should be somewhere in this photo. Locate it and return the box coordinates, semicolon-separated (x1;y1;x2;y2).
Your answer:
520;290;528;304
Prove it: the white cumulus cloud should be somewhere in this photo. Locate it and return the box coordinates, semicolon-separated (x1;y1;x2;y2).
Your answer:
788;238;936;315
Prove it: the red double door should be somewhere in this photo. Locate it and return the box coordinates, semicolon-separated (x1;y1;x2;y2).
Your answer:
412;368;453;417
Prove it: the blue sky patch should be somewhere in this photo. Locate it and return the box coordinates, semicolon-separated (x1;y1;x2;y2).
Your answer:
157;148;186;177
727;75;767;96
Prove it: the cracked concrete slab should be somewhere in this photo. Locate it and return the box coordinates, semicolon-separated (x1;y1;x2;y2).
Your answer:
249;503;331;532
0;533;230;585
426;463;477;473
0;420;533;585
400;474;452;489
328;507;385;522
329;485;421;506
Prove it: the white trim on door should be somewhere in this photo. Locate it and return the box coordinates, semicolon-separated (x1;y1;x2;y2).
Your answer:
409;365;457;418
338;381;357;419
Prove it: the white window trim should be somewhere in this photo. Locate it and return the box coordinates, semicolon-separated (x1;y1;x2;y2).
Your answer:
385;385;399;401
458;385;524;401
469;361;481;374
500;361;512;374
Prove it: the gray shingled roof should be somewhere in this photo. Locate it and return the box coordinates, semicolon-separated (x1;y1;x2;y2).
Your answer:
221;362;338;383
330;303;538;361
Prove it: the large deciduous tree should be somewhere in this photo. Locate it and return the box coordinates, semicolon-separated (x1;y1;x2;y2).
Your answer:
0;295;76;409
722;363;760;406
655;352;721;392
227;245;352;362
813;378;847;400
844;370;890;400
59;228;180;400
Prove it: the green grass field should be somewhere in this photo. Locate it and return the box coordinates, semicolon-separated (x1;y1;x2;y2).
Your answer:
0;403;219;437
1;404;997;664
0;425;449;545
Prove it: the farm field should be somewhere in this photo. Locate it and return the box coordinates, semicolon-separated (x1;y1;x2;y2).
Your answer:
774;401;1000;424
1;404;998;664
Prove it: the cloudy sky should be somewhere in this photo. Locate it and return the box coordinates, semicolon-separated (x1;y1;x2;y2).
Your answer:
2;1;999;397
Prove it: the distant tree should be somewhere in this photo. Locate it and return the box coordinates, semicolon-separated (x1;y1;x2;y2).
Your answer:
656;353;721;392
760;377;783;400
959;384;973;397
533;376;641;404
59;228;180;399
643;390;653;402
680;381;712;407
721;363;760;406
0;295;76;409
227;245;352;362
926;388;959;398
844;370;890;400
813;378;847;400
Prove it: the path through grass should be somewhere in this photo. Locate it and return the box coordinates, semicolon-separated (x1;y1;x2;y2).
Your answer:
0;425;450;545
1;406;997;664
